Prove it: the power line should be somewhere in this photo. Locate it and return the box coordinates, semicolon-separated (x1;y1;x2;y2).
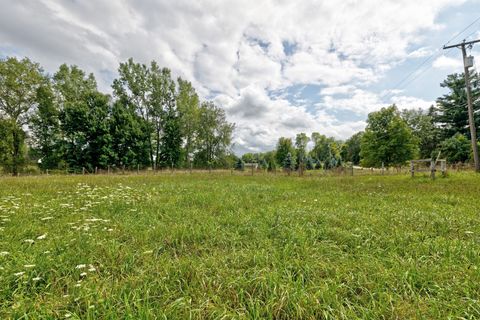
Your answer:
382;14;480;102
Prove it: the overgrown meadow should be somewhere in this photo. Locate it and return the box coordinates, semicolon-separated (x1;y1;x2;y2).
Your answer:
1;173;480;319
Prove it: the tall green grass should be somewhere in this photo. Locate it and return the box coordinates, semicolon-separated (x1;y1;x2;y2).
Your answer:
0;173;479;319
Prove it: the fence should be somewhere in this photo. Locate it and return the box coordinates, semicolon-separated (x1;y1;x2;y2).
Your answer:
1;162;476;178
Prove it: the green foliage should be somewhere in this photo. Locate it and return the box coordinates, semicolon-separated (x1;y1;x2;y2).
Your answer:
263;151;277;171
360;105;418;167
109;101;151;168
310;133;342;168
295;132;309;166
275;137;296;167
305;156;315;170
0;119;26;174
241;153;256;163
177;78;200;166
0;57;45;175
433;72;480;140
29;84;62;170
53;64;97;105
401;108;440;159
341;132;363;165
195;101;234;168
440;133;471;164
1;173;480;318
234;158;245;171
283;152;295;171
60;92;113;171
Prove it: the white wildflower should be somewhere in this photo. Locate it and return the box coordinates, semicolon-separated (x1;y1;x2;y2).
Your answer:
24;239;35;244
32;277;42;281
75;264;86;269
37;234;47;240
14;271;25;277
0;251;9;256
80;272;87;277
24;264;35;268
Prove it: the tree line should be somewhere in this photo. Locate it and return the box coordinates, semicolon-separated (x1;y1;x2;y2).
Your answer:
0;57;234;175
237;71;480;171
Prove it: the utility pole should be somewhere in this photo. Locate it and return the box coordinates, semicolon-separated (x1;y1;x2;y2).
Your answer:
444;39;480;172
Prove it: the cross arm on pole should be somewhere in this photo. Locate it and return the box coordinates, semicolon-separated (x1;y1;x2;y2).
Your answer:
443;39;480;50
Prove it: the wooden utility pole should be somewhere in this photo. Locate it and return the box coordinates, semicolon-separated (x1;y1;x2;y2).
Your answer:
444;39;480;172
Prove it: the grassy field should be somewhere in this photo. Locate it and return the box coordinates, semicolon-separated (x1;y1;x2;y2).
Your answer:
1;173;480;319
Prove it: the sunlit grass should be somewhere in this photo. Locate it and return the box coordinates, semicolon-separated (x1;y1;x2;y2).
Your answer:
1;173;479;319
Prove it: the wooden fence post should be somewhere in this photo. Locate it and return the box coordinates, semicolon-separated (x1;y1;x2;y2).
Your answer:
430;159;436;180
82;167;85;175
410;161;414;178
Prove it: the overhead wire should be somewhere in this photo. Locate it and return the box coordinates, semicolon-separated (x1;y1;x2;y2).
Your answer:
381;15;480;103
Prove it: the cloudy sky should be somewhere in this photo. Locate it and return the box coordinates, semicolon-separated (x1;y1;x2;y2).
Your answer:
1;0;480;154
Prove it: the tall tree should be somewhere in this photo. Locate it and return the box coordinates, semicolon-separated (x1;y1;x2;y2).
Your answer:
0;57;45;175
195;101;234;168
149;64;180;168
360;105;418;167
60;91;113;171
310;133;341;168
113;59;154;168
109;100;151;168
30;83;62;169
341;132;363;165
401;108;440;159
433;72;480;140
53;64;97;105
275;137;296;168
177;78;200;167
295;132;309;168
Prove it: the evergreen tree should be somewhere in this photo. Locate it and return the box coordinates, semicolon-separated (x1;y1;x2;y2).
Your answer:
434;72;480;140
235;158;245;171
283;152;295;173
